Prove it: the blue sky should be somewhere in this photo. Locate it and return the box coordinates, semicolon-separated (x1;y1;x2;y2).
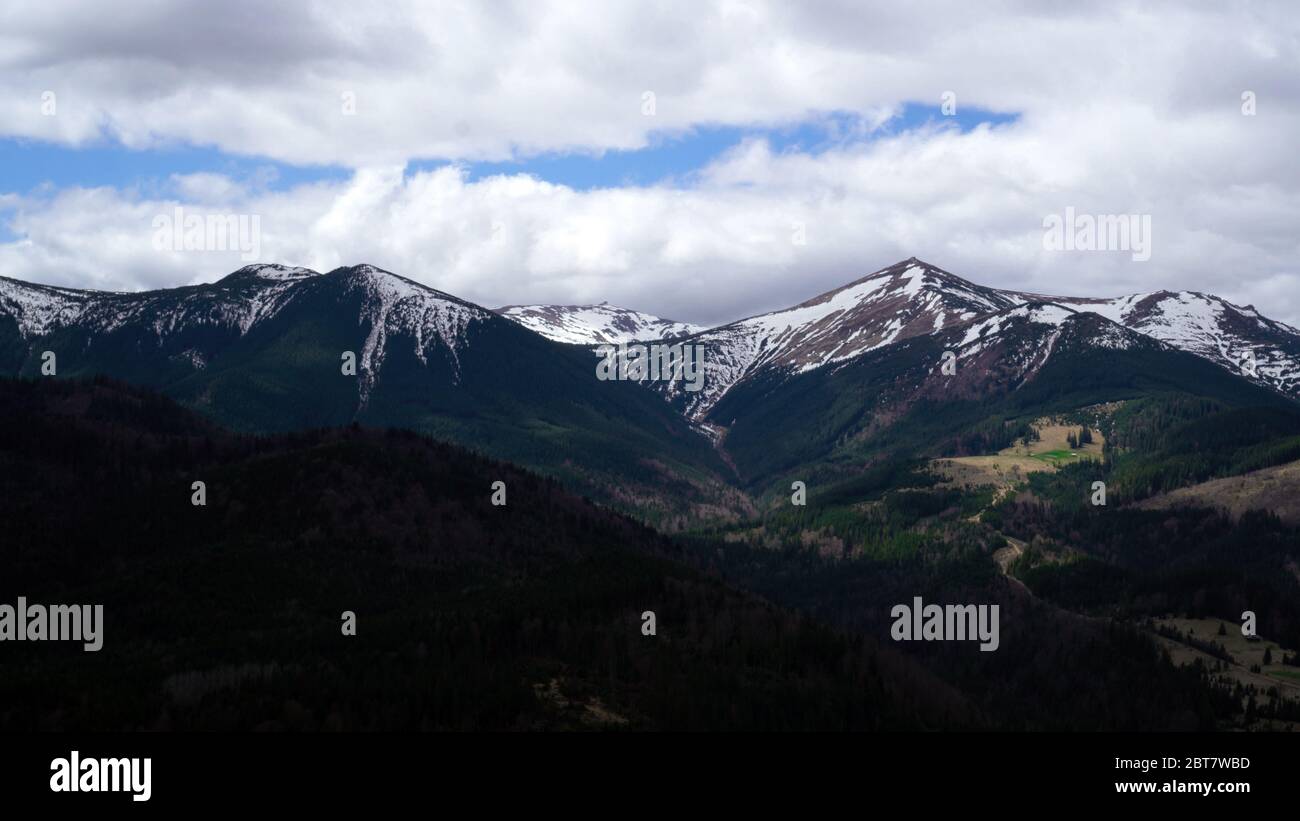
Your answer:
0;104;1015;196
0;141;351;197
423;105;1017;190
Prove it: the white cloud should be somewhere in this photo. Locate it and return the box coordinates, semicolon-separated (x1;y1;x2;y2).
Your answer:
3;0;1296;164
0;0;1297;326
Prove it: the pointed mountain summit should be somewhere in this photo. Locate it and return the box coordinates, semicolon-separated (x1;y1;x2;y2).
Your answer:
653;258;1030;419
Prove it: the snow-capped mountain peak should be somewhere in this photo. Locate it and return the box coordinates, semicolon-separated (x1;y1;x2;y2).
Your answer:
643;257;1300;422
496;302;701;345
0;263;498;407
227;263;323;281
1049;289;1300;396
0;276;95;337
332;264;492;399
655;258;1024;419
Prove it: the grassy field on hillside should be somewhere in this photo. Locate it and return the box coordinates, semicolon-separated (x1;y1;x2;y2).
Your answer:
933;419;1104;496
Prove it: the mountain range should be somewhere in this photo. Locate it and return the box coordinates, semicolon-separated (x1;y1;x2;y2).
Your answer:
2;257;1298;504
508;259;1300;420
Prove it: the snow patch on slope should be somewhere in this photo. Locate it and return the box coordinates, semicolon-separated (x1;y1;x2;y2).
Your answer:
498;302;701;345
0;277;94;337
956;303;1076;356
242;264;320;281
347;265;489;404
1054;290;1300;394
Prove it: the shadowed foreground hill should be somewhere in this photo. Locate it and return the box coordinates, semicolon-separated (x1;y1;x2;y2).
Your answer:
0;377;970;731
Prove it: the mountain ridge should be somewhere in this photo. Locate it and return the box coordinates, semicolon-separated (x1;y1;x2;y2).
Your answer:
7;258;1297;400
3;257;1296;502
627;258;1300;420
0;262;744;527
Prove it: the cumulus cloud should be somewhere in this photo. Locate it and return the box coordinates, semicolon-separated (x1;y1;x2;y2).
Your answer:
4;0;1297;164
0;0;1297;326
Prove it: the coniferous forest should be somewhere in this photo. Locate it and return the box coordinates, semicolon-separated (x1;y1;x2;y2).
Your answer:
4;376;1298;732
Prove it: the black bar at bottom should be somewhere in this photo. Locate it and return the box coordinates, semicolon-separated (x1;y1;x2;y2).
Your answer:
1;732;1289;809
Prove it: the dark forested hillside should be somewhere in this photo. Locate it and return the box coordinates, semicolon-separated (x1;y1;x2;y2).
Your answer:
0;376;969;731
680;476;1256;731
